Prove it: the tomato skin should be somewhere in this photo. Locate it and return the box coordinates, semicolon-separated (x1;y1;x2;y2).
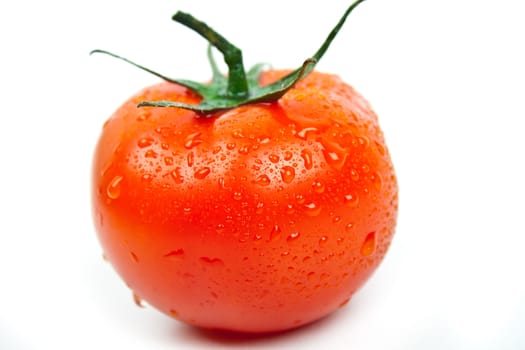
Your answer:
92;70;398;333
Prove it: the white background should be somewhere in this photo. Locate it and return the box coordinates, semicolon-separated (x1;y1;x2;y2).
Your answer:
1;0;524;349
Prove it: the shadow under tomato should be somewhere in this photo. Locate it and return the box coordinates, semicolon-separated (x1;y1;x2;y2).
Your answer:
174;304;355;347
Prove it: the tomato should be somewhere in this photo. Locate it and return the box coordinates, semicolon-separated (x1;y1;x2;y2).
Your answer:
91;0;397;333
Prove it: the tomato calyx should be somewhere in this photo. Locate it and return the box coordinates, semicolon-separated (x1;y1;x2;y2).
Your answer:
91;0;367;115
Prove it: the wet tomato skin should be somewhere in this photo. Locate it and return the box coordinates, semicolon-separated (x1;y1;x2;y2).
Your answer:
92;70;398;333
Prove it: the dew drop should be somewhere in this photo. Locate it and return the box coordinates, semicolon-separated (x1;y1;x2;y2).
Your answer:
164;156;174;166
361;232;376;256
200;257;224;264
213;145;222;154
370;171;383;191
254;174;271;186
164;249;185;258
106;175;123;199
194;167;211;179
284;151;293;161
332;216;341;224
145;149;158;158
280;166;295;184
344;193;359;207
287;232;301;242
258;136;270;144
187;152;194;167
319;235;328;246
296;127;319;140
215;223;225;234
304;202;322;217
269;154;280;163
184;132;203;149
141;173;153;182
270;224;282;241
345;223;354;232
169;309;179;318
374;141;386;156
350;169;360;181
238;145;250;154
312;180;325;194
170;168;184;184
339;298;351;308
137;137;154;148
233;191;243;201
133;292;144;308
226;142;236;150
300;149;313;170
295;194;305;204
231;129;245;139
255;202;265;214
319;139;347;170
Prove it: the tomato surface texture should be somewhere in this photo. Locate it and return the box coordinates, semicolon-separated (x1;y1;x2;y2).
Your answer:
92;69;398;333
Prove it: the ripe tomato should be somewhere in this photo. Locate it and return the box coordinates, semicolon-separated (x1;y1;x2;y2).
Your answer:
91;0;397;333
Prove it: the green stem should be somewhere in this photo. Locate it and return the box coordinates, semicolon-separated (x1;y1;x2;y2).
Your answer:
92;0;369;115
173;12;249;99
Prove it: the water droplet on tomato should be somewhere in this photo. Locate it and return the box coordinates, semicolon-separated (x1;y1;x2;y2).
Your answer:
374;141;386;156
170;168;184;184
284;151;293;161
258;136;270;144
319;235;328;246
187;152;194;167
233;191;243;201
312;180;325;193
300;149;313;170
280;166;295;183
255;202;264;214
184;132;203;149
169;309;179;318
164;156;174;166
332;216;341;224
270;225;282;241
269;154;280;163
304;202;322;216
339;298;351;308
164;249;184;258
133;292;144;307
296;127;319;140
287;232;301;242
194;167;211;179
361;232;376;256
130;251;139;262
254;174;271;186
226;142;236;150
106;175;123;199
231;129;245;139
344;193;359;207
319;140;347;170
350;169;360;181
200;257;224;264
137;137;154;148
345;223;354;232
141;173;153;182
238;145;250;154
145;149;158;158
370;171;383;191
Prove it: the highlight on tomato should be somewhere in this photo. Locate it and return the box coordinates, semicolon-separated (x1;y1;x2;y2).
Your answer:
91;0;398;333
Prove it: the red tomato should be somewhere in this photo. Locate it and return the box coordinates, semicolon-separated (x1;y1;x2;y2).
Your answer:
92;69;398;333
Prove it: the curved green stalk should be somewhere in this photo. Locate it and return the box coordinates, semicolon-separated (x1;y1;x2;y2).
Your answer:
91;0;368;116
